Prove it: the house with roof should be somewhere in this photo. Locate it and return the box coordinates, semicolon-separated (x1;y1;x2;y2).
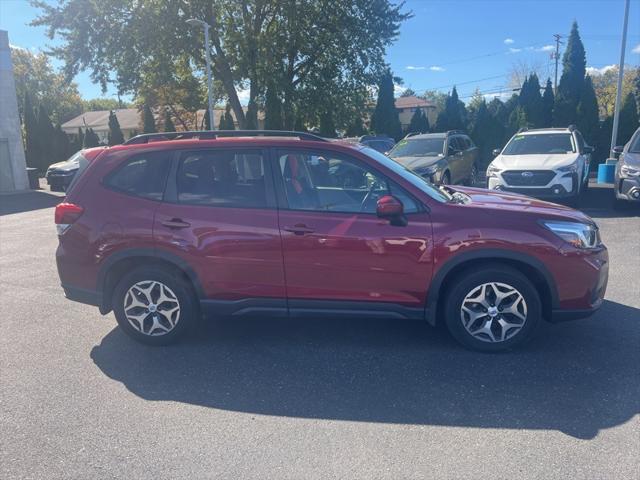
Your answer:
395;96;437;131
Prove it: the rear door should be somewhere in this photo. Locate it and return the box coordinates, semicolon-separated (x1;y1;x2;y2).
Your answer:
273;147;433;315
154;147;286;312
447;136;465;183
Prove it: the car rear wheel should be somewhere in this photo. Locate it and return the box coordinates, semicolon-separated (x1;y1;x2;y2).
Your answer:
444;266;541;352
112;267;197;345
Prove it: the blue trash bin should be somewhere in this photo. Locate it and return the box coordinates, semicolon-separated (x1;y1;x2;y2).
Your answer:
597;163;616;184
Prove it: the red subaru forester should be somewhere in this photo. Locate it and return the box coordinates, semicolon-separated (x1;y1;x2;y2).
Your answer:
55;131;608;351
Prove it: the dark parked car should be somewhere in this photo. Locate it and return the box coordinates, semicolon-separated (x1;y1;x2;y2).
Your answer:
339;135;395;154
46;149;104;192
388;131;479;185
55;130;608;352
614;127;640;204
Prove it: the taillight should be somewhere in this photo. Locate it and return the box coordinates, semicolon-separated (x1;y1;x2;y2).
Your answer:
54;202;84;235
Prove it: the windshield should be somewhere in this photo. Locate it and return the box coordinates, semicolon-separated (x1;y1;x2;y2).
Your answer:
503;133;575;155
388;138;444;158
359;146;452;203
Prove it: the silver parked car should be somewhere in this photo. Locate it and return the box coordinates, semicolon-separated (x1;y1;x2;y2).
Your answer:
387;131;479;185
614;127;640;203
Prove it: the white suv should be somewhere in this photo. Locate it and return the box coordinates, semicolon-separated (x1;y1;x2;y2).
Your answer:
486;127;592;203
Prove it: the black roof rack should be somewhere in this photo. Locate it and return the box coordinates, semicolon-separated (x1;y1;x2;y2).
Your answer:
445;130;466;136
403;132;422;138
123;130;328;145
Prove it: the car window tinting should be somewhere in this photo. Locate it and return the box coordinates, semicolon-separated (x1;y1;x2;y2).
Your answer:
389;138;444;157
277;150;419;214
176;150;266;208
503;133;575;155
105;152;171;200
629;133;640;153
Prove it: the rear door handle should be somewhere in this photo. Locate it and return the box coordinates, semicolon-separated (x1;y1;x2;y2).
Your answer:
161;218;191;229
283;224;315;235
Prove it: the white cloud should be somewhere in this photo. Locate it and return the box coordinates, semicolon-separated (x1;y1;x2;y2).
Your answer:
504;38;515;45
537;45;555;52
632;44;640;54
394;84;407;96
9;43;26;51
236;87;251;105
430;66;445;72
508;47;522;54
483;91;513;101
406;65;426;70
586;64;617;76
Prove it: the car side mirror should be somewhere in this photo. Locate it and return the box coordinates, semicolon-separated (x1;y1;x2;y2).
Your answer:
376;195;407;226
492;148;501;157
613;145;624;154
583;145;594;154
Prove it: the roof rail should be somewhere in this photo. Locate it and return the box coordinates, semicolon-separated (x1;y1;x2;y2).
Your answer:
403;132;421;139
445;130;466;135
517;127;529;133
123;130;328;145
567;124;576;132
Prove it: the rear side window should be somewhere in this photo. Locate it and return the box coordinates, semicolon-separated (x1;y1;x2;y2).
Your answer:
176;150;267;208
105;151;171;201
65;152;89;195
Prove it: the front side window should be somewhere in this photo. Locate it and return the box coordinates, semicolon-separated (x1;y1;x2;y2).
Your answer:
176;150;266;208
277;150;419;214
388;138;445;158
629;132;640;153
105;151;171;200
503;133;575;155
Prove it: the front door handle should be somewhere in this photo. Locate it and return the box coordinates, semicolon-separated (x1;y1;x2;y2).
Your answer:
283;224;315;235
161;218;191;229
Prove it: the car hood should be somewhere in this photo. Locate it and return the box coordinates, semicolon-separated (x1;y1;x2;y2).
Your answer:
493;153;578;170
47;159;79;171
452;186;595;224
391;155;442;170
621;151;640;166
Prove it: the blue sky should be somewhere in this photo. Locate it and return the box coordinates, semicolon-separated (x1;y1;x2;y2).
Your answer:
1;0;639;103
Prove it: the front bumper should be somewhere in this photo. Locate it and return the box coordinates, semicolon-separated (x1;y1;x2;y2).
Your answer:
488;171;579;198
615;176;640;201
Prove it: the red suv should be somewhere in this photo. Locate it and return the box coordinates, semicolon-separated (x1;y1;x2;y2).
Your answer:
55;131;608;351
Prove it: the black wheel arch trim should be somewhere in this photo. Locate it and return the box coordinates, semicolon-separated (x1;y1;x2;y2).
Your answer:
96;247;206;313
425;248;560;325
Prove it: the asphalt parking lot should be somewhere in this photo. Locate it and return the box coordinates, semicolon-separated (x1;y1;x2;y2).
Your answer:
1;182;638;479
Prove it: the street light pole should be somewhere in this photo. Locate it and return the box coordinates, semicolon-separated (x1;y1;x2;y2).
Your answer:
187;18;215;131
609;0;630;157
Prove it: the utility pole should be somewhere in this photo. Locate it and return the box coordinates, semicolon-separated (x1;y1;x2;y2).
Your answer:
551;34;563;94
609;0;630;157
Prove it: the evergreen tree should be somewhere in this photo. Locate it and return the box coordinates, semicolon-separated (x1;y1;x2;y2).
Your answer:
541;78;554;127
617;92;639;146
203;108;211;130
53;124;70;163
576;75;599;143
407;108;423;134
370;69;402;140
519;73;543;127
471;99;505;166
245;103;258;130
488;98;509;126
319;109;336;138
23;92;40;170
219;104;235;130
74;127;84;152
264;84;283;130
36;105;55;172
83;127;100;148
345;116;366;137
142;104;156;133
507;106;528;138
554;21;586;126
434;87;466;132
417;108;430;133
163;109;176;132
107;110;125;145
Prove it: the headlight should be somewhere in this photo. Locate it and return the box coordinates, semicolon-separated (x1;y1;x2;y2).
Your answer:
557;162;578;173
486;164;501;178
542;221;600;249
621;164;640;177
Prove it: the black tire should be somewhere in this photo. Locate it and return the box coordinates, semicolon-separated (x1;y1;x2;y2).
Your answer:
443;265;542;352
112;266;197;346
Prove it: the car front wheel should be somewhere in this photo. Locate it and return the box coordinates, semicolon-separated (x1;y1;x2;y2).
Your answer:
444;266;541;352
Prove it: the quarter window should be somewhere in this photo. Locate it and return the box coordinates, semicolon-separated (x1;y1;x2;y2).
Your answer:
277;150;419;214
105;152;171;200
176;150;267;208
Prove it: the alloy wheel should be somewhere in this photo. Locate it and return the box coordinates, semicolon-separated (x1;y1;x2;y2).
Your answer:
123;280;181;336
460;282;527;343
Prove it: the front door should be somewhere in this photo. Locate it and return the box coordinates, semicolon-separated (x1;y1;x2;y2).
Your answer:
273;148;433;316
154;147;286;313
